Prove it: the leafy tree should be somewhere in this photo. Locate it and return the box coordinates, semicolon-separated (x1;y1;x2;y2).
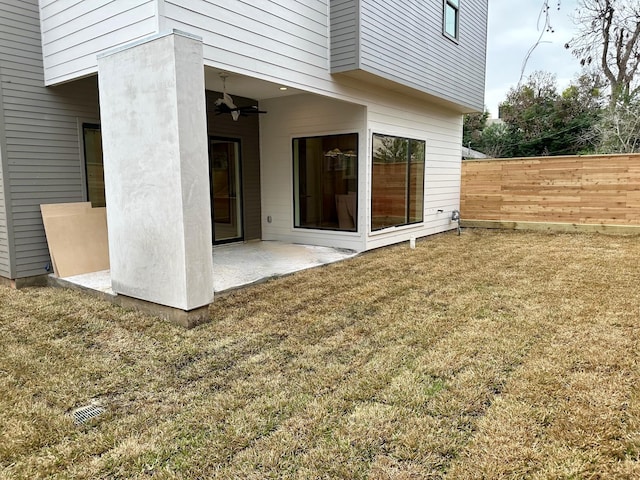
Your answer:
373;136;424;163
477;123;513;158
500;71;559;154
565;0;640;105
490;71;602;157
463;110;489;148
373;136;407;163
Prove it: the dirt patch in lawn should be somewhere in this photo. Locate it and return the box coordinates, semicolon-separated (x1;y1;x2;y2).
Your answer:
1;229;639;479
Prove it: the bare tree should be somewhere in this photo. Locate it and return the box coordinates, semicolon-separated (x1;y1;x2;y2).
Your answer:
566;0;640;104
594;98;640;152
519;1;562;84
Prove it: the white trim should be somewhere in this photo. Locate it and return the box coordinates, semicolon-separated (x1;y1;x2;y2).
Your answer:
97;29;202;60
368;222;426;237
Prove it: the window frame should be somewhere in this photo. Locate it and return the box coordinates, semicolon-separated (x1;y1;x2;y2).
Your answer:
370;132;426;233
443;0;460;42
81;122;105;208
292;132;359;233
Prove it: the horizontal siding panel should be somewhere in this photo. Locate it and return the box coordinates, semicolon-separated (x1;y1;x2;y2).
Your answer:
4;122;78;135
1;47;44;64
10;191;85;202
1;0;100;278
163;0;333;89
0;73;46;88
0;38;42;57
42;7;156;60
0;161;8;275
0;8;40;28
3;98;97;116
9;181;84;192
39;0;156;84
164;3;328;64
0;61;43;77
359;0;486;110
329;0;358;72
39;0;102;19
167;0;327;41
0;32;41;53
331;0;487;111
5;157;84;167
43;25;156;83
41;0;150;35
9;169;84;179
6;144;81;156
1;0;38;14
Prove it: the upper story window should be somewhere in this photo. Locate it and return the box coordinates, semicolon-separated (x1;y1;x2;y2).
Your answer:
444;0;459;40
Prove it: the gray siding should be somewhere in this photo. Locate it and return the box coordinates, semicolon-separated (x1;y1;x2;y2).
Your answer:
206;90;261;241
0;0;100;278
330;0;487;111
329;0;359;72
0;94;9;277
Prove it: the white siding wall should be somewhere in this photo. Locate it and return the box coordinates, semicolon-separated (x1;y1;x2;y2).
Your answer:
1;0;100;278
260;88;463;253
39;0;157;85
39;1;484;113
163;0;333;95
365;92;463;250
260;93;367;252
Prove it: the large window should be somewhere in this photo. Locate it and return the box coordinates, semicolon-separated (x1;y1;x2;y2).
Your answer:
293;133;358;231
444;0;459;40
371;133;425;231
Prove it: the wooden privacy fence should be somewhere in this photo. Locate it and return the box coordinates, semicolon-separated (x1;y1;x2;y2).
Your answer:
461;153;640;232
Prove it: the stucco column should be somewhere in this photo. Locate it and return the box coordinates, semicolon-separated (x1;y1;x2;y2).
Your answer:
97;31;213;323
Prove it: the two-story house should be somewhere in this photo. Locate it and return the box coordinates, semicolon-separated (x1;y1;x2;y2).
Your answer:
0;0;487;322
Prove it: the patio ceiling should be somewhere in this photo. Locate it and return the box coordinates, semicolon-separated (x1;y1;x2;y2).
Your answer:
203;67;303;101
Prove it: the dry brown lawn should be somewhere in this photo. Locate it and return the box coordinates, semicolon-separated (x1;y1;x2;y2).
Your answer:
1;229;640;479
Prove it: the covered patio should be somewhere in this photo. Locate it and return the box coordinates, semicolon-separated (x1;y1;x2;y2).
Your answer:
54;241;357;296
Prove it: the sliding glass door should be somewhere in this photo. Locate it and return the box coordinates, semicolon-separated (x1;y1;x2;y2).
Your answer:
209;137;243;244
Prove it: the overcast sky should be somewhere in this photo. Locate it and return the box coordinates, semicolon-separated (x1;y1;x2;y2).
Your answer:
484;0;581;118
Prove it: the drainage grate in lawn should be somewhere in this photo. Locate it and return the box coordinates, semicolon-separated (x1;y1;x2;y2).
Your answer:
72;404;105;425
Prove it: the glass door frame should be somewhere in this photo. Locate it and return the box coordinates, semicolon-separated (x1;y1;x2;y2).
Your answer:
209;136;244;245
82;122;105;207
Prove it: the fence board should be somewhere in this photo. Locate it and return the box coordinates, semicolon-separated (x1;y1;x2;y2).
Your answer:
461;153;640;226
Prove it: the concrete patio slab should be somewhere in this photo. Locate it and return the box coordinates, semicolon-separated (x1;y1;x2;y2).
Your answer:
56;241;358;296
212;241;358;292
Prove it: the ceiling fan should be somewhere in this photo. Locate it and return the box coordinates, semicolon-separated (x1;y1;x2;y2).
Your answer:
214;73;266;121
